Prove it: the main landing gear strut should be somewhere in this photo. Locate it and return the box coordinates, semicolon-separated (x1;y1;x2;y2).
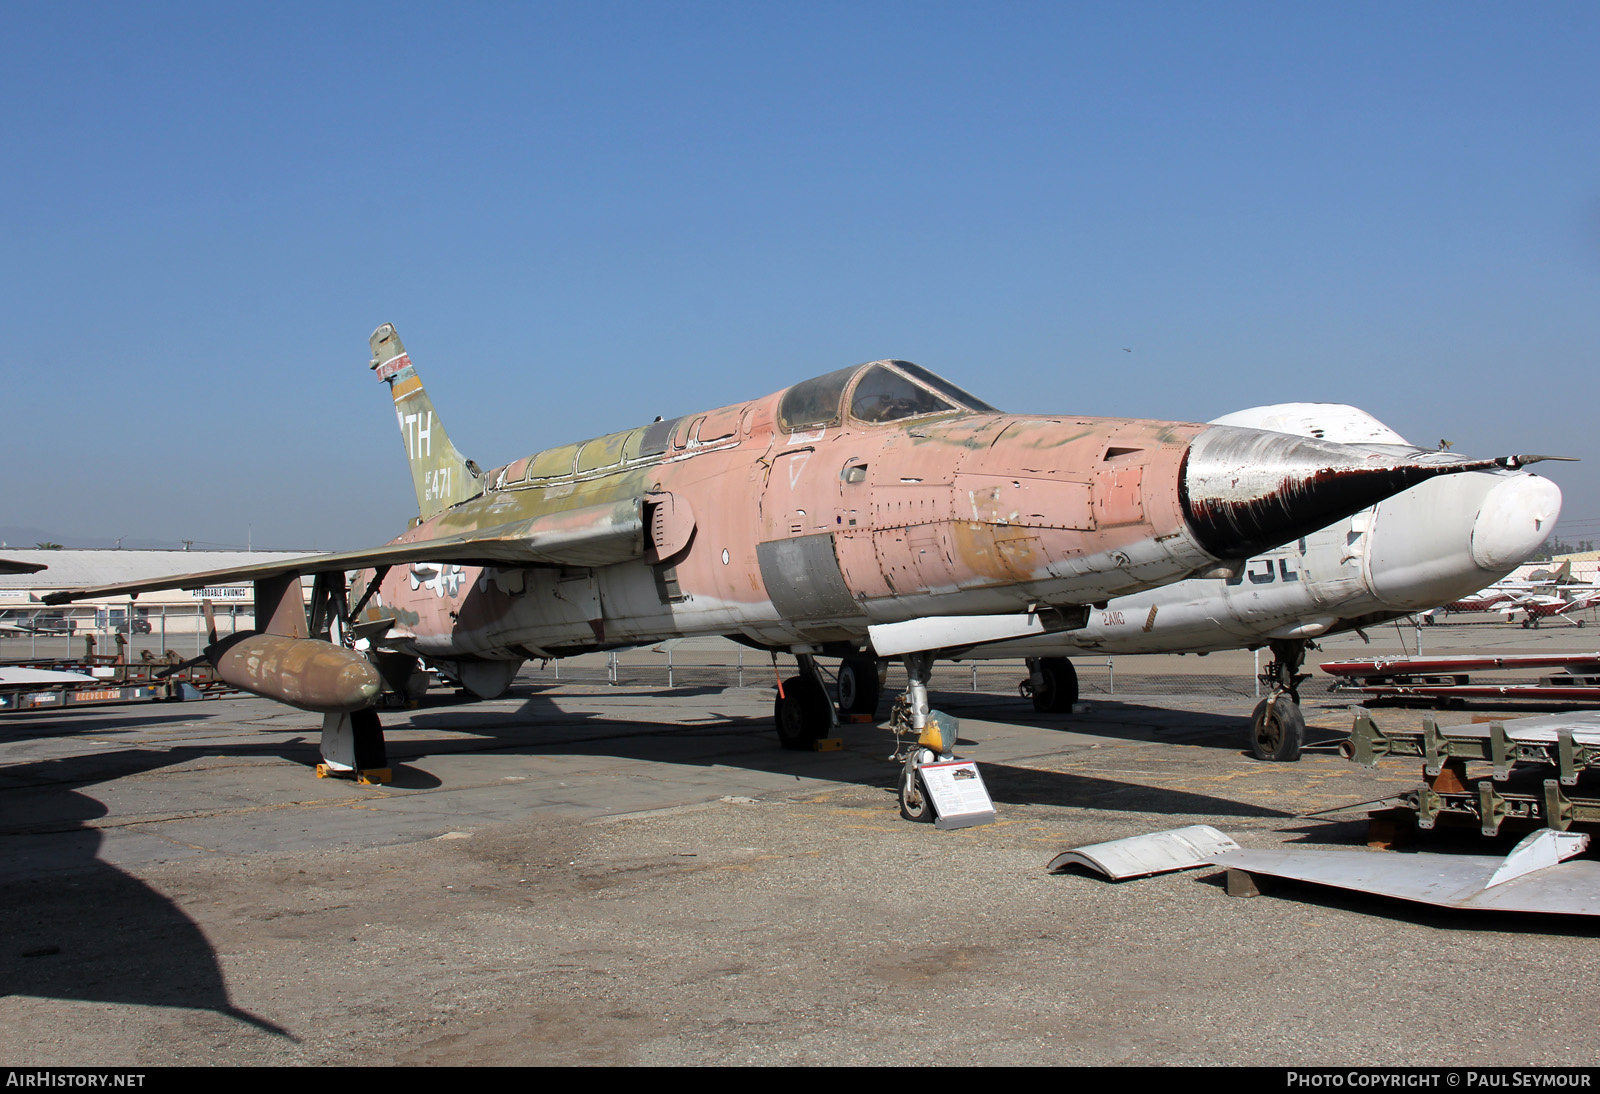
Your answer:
318;708;391;784
775;653;889;749
1250;638;1309;763
835;655;883;717
309;570;392;784
773;653;838;750
1020;656;1079;714
770;650;959;823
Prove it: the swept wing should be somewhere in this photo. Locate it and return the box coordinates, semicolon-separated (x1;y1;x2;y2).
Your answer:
42;497;647;605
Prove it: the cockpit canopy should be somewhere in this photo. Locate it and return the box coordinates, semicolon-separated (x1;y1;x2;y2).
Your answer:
776;360;998;433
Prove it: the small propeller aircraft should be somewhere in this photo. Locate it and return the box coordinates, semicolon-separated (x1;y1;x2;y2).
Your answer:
1436;588;1524;615
1424;560;1598;628
1503;587;1600;628
44;326;1551;817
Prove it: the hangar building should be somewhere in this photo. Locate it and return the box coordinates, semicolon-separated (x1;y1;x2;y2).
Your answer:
0;549;319;653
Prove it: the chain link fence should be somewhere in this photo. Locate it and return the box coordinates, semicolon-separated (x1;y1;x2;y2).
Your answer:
3;607;1328;702
1;604;247;664
516;646;1315;700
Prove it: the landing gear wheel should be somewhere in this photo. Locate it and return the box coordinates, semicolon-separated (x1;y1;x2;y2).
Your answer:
836;657;882;715
1248;694;1305;762
775;674;831;750
898;764;934;822
1030;657;1079;714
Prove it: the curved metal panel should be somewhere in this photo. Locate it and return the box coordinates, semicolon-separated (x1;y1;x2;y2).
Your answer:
756;534;865;622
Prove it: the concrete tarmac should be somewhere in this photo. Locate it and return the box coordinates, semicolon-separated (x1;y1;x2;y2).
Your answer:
3;625;1599;1066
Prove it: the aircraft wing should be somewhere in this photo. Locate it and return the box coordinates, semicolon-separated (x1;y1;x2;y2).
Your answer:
0;666;96;686
41;497;648;605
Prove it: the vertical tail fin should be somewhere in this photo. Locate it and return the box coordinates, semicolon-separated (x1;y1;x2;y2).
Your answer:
369;324;484;521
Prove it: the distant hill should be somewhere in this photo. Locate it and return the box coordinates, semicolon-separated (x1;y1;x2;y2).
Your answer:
0;526;303;552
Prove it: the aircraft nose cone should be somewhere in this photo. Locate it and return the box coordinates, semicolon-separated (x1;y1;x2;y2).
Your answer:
1471;473;1563;571
1366;466;1557;609
1181;426;1510;560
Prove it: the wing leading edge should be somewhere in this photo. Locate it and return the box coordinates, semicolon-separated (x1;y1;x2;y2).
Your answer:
42;497;650;605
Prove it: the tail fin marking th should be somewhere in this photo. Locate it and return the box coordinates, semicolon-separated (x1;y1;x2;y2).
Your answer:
369;323;484;522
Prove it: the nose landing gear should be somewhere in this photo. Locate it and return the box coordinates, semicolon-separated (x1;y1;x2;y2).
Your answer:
889;651;960;822
1250;638;1310;762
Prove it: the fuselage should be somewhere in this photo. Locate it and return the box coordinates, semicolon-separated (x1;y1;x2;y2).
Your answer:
356;360;1225;663
350;361;1549;700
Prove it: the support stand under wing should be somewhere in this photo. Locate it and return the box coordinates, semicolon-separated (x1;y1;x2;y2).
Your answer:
318;709;391;785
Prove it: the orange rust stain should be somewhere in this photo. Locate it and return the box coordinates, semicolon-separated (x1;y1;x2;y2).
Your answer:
948;521;1042;585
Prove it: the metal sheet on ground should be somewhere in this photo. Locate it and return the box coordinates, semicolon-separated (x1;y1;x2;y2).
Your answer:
1048;824;1241;879
1213;833;1600;915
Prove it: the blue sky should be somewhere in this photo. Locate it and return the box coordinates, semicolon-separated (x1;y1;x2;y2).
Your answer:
3;2;1595;550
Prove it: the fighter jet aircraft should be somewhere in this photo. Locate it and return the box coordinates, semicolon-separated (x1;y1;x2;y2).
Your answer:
889;403;1564;763
44;326;1550;816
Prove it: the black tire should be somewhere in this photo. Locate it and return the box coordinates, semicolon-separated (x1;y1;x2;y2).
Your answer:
836;656;882;715
1030;657;1079;714
1248;694;1305;762
899;766;934;822
774;674;831;750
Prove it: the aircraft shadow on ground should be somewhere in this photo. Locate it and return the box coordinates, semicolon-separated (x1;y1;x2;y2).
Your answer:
921;690;1355;755
0;682;1301;1021
0;753;293;1038
0;710;216;741
0;735;356;1037
395;686;1296;820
